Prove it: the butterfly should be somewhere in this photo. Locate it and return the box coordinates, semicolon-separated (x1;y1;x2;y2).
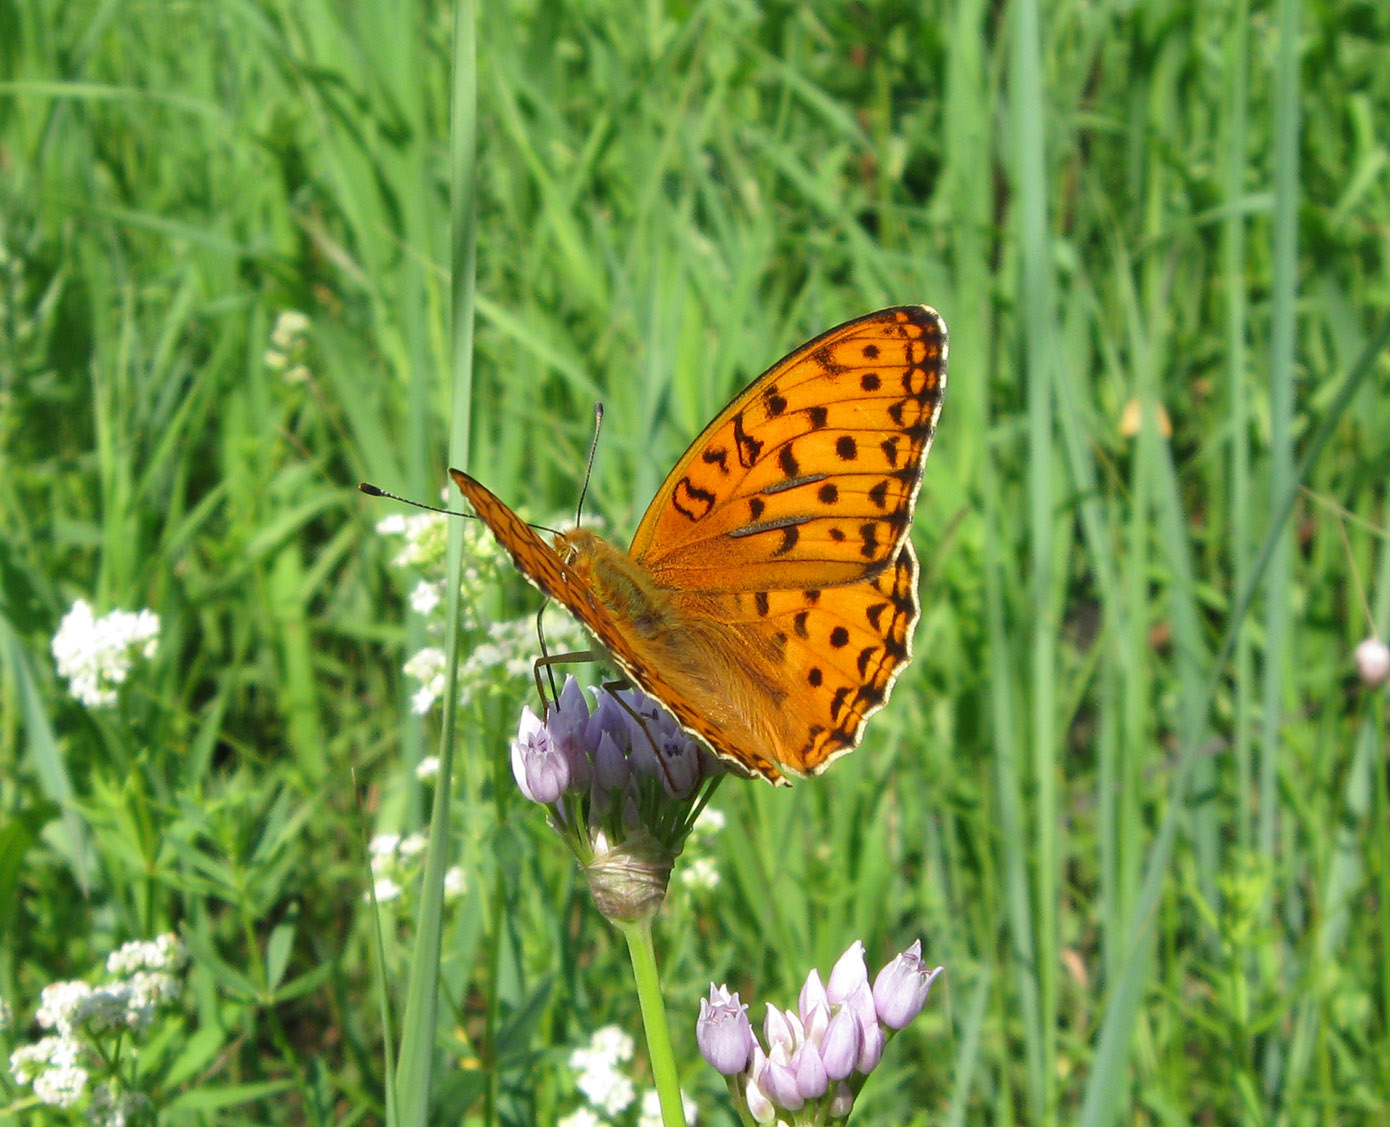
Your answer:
452;306;947;785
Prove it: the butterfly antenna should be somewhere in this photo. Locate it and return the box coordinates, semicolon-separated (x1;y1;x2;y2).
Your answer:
358;481;476;519
573;402;604;528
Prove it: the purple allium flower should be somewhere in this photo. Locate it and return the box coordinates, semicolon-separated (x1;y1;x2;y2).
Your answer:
696;985;754;1075
591;731;630;793
744;1049;775;1122
549;676;594;789
696;938;943;1124
819;1003;862;1081
873;939;944;1029
791;1040;828;1099
760;1051;804;1111
510;706;570;804
855;1006;886;1073
763;1004;798;1054
798;968;829;1022
509;677;724;920
826;940;868;1004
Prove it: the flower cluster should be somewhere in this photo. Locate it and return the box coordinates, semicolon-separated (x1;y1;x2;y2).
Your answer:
264;309;311;384
8;934;187;1122
375;509;587;714
697;940;942;1125
51;599;160;708
511;676;724;922
558;1026;696;1127
366;832;466;906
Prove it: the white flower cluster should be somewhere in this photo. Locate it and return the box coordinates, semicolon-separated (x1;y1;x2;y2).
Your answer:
556;1026;696;1127
375;502;591;714
265;309;312;384
365;832;466;906
567;1025;636;1118
8;933;186;1120
51;599;160;708
678;807;726;892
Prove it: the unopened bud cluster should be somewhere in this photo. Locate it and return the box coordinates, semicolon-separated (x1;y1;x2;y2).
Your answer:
511;676;724;921
696;940;942;1125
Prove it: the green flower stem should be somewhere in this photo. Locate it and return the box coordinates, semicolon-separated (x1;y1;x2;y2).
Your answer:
618;916;685;1127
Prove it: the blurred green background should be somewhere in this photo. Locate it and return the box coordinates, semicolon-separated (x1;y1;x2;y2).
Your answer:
3;0;1390;1124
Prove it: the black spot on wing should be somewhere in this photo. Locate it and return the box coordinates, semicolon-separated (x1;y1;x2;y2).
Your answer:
734;413;762;467
778;443;800;479
673;478;716;522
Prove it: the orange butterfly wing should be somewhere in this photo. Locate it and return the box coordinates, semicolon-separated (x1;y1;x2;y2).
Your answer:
452;306;947;784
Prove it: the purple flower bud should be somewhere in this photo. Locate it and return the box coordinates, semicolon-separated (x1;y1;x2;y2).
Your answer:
819;1003;862;1080
745;1048;775;1123
826;940;868;1003
855;1006;886;1073
829;1080;854;1116
799;967;829;1022
592;731;629;792
586;689;631;752
549;677;593;788
697;984;754;1075
761;1051;805;1111
844;978;877;1032
802;996;829;1046
510;706;569;804
872;940;943;1030
791;1040;828;1099
657;731;700;798
764;1004;799;1053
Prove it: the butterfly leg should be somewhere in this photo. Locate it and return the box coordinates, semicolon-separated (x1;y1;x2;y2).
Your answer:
531;649;600;713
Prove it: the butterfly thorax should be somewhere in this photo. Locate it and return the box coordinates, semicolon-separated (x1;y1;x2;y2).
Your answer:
557;528;675;636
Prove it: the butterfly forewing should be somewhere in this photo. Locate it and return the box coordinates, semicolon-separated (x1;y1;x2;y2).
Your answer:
629;306;946;591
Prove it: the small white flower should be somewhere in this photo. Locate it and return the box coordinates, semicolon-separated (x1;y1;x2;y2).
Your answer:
369;834;402;858
37;980;93;1034
33;1061;89;1107
398;833;428;858
87;1082;150;1127
106;933;186;977
638;1088;696;1127
76;982;132;1033
51;600;160;708
557;1109;606;1127
575;1062;634;1115
380;512;450;569
679;856;721;891
11;1036;80;1083
124;971;180;1030
404;647;447;714
409;579;443;616
588;1025;634;1064
416;755;441;781
444;866;467;900
270;310;310;348
695;807;726;834
372;877;403;903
